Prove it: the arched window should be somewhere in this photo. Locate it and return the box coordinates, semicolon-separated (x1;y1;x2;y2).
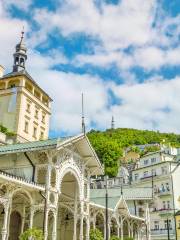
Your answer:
20;58;24;66
15;57;19;64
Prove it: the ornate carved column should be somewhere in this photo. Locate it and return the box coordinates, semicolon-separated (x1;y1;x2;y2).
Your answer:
1;203;10;240
73;187;78;240
128;220;131;237
21;205;26;233
52;212;57;240
120;218;124;240
44;164;52;240
29;207;34;229
86;216;90;240
117;224;120;238
108;223;111;239
44;209;49;240
79;201;84;240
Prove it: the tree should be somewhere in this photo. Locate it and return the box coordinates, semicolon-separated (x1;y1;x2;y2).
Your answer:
19;228;43;240
90;228;103;240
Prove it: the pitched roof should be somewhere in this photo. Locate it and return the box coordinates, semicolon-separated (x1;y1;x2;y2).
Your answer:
0;138;61;154
1;70;52;100
90;187;152;209
0;134;104;175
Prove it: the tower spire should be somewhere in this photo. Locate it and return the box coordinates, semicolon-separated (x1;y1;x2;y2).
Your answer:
81;93;86;134
13;27;27;72
111;116;115;129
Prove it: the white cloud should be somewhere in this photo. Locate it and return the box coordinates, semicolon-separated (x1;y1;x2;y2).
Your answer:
2;0;33;11
0;0;180;136
108;76;180;133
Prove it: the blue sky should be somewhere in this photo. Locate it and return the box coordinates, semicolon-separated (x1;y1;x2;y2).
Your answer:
0;0;180;136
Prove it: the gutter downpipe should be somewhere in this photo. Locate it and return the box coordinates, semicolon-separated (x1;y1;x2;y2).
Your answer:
24;152;35;182
39;191;47;236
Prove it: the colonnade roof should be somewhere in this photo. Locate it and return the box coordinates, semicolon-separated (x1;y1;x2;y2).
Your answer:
90;187;152;209
0;133;103;174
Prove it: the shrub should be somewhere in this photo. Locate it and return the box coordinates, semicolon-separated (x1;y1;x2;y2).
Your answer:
90;228;103;240
19;228;43;240
110;236;121;240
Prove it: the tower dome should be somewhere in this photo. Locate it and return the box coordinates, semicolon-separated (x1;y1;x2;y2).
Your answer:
13;29;27;72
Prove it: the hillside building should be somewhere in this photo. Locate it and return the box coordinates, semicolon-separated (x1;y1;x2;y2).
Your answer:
132;149;180;240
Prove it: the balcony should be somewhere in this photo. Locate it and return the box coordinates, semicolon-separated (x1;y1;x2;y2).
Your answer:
157;189;171;197
151;229;175;235
152;208;174;216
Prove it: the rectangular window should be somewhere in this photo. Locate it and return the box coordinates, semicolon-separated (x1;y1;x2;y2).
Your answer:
40;131;44;140
24;121;29;133
152;169;156;176
26;103;31;113
154;221;159;230
35;109;39;119
162;166;168;175
163;201;166;209
144;171;148;178
144;159;149;165
33;127;37;138
151;158;156;163
134;173;139;181
166;183;170;191
167;201;170;209
42;113;46;123
164;220;172;229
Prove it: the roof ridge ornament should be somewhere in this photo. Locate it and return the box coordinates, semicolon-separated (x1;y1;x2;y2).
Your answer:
20;26;25;44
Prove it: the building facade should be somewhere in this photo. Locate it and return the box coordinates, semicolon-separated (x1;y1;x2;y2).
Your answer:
132;149;180;240
0;31;52;142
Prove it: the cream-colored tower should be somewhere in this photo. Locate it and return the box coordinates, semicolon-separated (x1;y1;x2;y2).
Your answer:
0;31;52;142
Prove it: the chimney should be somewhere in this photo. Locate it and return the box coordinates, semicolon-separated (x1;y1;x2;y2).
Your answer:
0;65;5;78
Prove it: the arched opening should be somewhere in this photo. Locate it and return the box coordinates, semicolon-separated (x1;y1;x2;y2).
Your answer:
122;219;129;238
0;203;4;234
15;57;19;65
33;210;44;231
110;217;118;236
95;212;104;236
20;58;24;66
9;211;22;240
58;171;81;240
8;80;20;88
9;190;31;239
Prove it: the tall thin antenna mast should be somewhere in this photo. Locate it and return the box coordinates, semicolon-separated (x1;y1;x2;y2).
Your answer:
111;116;115;129
82;93;86;134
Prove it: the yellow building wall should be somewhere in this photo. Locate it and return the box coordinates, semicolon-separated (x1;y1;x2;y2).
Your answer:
0;89;17;132
176;215;180;240
0;75;51;142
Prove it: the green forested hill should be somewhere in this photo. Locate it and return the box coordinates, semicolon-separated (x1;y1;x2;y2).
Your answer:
87;128;180;176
